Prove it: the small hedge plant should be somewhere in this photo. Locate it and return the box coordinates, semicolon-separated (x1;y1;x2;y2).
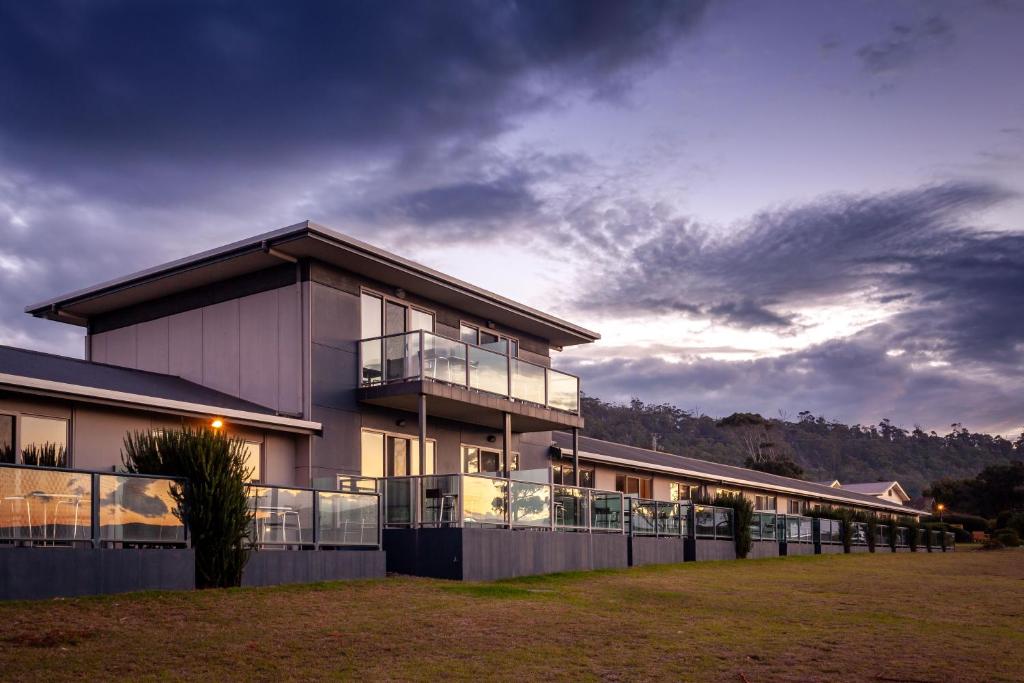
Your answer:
122;426;254;589
711;492;754;559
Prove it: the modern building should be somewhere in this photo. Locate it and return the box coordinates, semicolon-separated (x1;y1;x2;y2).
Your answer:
1;221;935;595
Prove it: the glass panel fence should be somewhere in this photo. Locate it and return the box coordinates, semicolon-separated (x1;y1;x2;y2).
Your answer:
423;332;467;386
510;480;551;528
317;491;379;546
420;475;460;527
631;499;656;536
656;501;682;536
468;346;509;397
360;338;383;386
462;475;507;526
99;474;185;544
248;486;314;546
554;486;588;530
851;522;868;545
0;465;92;542
547;370;579;413
695;505;716;537
591;490;624;532
384;332;420;383
384;477;417;526
715;507;734;539
337;475;379;493
510;358;546;405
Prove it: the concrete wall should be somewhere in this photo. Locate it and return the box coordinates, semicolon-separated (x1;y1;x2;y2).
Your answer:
748;540;780;559
693;539;736;562
0;547;195;600
781;542;815;556
242;549;385;586
816;543;845;555
629;537;686;566
90;284;304;417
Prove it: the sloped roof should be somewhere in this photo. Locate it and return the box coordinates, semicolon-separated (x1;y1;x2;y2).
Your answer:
840;481;910;502
0;345;319;433
552;432;920;515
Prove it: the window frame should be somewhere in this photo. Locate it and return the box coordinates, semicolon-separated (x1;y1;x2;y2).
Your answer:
18;413;70;468
460;443;519;475
457;321;519;357
360;428;437;477
669;482;693;502
0;412;15;465
551;463;595;488
360;287;436;338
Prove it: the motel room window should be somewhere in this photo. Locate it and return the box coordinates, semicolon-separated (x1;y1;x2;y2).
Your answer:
552;463;594;488
462;445;517;474
360;292;384;338
0;414;14;464
670;482;693;502
361;429;435;478
19;415;68;468
409;308;435;333
241;441;262;483
788;500;803;514
754;495;777;511
459;323;518;357
615;474;653;499
717;488;740;499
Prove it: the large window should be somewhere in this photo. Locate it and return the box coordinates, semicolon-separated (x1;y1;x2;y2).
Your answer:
20;415;68;468
241;441;262;483
787;499;804;514
0;414;13;464
552;463;594;488
754;494;777;511
670;482;694;502
459;323;518;357
361;290;435;339
462;445;517;474
361;429;435;478
615;474;653;499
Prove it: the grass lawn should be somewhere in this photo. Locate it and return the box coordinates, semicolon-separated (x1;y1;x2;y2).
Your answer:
1;550;1022;682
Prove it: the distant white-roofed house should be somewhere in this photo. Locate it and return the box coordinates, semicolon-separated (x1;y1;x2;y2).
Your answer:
838;481;911;506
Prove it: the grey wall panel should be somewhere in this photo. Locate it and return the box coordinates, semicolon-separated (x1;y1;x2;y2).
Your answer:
265;432;299;486
90;331;108;363
311;405;361;476
694;539;736;561
0;547;195;601
239;289;280;410
202;299;241;397
242;549;385;587
136;317;170;375
311;282;360;352
169;308;204;384
311;343;358;411
816;543;845;555
104;325;138;369
748;541;780;559
630;537;687;566
277;285;303;415
781;542;815;556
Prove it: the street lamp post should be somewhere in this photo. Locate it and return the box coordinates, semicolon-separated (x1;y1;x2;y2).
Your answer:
936;503;945;523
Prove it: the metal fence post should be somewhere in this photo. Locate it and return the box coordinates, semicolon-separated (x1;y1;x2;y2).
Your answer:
90;473;100;549
312;491;320;551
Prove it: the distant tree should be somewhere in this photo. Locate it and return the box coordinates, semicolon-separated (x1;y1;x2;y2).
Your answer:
925;461;1024;519
744;454;804;479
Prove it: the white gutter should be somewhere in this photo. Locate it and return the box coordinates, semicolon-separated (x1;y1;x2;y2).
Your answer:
578;449;922;516
0;373;322;434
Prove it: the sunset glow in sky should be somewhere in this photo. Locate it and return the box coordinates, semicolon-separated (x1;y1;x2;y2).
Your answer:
1;1;1022;434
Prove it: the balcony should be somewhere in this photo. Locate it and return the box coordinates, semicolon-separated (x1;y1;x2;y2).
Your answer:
358;331;583;431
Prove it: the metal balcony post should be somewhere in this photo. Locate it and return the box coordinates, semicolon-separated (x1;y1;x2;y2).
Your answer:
418;393;427;477
549;482;555;532
90;473;100;549
506;350;512;399
572;428;580;486
312;490;320;550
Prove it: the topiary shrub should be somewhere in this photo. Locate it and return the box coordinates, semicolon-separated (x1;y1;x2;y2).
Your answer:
864;513;878;552
887;518;899;552
122;427;254;588
900;516;920;552
713;492;753;559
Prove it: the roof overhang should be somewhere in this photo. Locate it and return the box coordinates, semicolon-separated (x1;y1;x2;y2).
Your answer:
25;221;600;348
574;449;923;516
0;373;322;435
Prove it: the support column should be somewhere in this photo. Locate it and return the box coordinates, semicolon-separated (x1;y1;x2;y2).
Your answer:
572;427;580;486
502;412;512;479
418;393;427;475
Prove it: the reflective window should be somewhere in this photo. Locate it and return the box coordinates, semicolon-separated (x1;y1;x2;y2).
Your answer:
754;494;776;511
385;301;407;335
462;445;517;474
241;441;262;482
387;436;409;476
460;323;478;344
616;475;652;499
551;464;594;487
361;430;385;478
360;292;383;338
0;414;13;464
670;482;692;502
408;439;436;475
20;415;68;468
409;308;434;332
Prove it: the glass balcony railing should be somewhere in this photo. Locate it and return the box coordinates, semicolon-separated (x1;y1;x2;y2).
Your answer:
751;511;777;541
0;463;187;547
814;518;843;544
247;484;381;549
359;331;580;414
694;504;734;540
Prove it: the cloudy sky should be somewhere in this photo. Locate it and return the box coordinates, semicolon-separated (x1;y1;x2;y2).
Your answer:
1;1;1022;435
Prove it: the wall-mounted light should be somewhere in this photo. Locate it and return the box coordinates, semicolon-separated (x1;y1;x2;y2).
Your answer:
486;435;497;443
486;320;496;329
210;418;224;429
396;418;407;427
395;288;406;299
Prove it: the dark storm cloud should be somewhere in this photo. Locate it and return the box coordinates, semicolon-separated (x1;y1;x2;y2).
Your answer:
0;0;709;187
856;14;953;75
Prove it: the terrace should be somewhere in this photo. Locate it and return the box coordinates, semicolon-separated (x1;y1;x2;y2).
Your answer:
358;330;583;432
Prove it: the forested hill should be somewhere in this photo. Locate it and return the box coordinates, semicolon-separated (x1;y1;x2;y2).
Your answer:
580;396;1023;497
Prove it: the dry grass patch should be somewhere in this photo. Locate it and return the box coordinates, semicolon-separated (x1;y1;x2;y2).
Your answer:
0;550;1021;682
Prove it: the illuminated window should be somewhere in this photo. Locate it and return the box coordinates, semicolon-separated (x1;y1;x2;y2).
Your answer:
20;415;68;468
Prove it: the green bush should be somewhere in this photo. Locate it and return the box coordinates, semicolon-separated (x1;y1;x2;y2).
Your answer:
122;427;254;588
712;492;753;559
887;518;898;552
807;505;854;552
1003;512;1024;538
994;528;1021;547
933;512;989;532
899;516;920;552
